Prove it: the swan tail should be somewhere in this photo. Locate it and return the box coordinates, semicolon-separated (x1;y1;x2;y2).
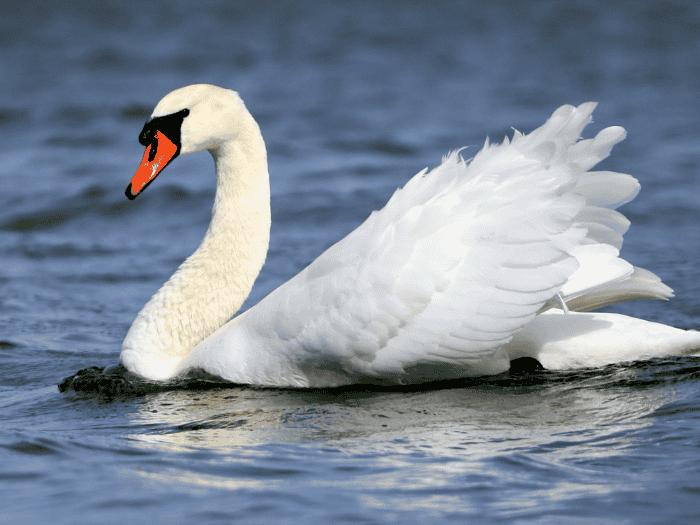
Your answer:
506;311;700;369
558;267;674;313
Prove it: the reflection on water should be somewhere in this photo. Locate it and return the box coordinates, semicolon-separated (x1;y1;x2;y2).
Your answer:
125;369;676;458
115;368;685;517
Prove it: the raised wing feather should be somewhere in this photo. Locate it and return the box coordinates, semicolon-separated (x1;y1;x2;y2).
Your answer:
242;103;649;382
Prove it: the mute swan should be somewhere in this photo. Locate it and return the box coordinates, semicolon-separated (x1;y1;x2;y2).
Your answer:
120;84;700;387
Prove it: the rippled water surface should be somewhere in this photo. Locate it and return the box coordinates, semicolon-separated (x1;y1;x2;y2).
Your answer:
2;1;700;523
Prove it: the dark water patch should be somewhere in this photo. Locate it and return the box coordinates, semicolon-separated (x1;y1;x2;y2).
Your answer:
530;428;631;455
3;212;72;231
1;437;66;457
89;496;161;511
83;185;106;199
19;242;117;259
0;471;42;481
645;395;700;420
59;272;157;284
218;464;311;480
84;46;127;70
118;105;151;120
620;357;700;387
328;137;416;156
44;133;111;148
157;185;191;200
0;107;30;125
107;201;130;215
492;452;566;480
51;104;100;127
170;416;248;433
61;333;113;345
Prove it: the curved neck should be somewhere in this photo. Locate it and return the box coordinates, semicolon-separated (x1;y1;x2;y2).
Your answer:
121;115;271;380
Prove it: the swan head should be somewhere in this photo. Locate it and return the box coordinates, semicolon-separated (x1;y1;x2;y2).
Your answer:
126;84;248;199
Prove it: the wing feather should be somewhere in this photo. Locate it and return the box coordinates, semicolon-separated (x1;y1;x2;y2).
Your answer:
243;102;659;380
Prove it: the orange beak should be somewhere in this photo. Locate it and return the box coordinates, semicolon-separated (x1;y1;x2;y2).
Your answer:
126;130;179;200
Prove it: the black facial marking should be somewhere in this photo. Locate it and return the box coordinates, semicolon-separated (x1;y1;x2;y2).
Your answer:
139;108;190;147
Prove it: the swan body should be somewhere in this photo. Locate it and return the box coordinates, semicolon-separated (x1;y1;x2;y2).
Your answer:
120;84;700;387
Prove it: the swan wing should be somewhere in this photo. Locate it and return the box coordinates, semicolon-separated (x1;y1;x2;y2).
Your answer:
238;103;647;381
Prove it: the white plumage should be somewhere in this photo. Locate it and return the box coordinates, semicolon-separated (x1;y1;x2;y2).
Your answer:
120;85;700;387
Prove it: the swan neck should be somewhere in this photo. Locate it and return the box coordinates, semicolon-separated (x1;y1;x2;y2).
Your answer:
121;116;271;380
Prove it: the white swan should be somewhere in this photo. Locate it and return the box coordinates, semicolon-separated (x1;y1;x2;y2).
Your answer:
120;84;700;387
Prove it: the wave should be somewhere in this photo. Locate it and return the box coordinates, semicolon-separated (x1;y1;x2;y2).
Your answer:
1;184;205;232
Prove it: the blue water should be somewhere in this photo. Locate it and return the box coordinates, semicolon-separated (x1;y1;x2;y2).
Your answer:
2;1;700;523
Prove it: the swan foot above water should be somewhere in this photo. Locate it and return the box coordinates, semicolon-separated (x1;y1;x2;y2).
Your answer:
75;84;700;389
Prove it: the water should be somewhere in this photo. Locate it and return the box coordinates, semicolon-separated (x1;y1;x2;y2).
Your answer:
2;1;700;522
